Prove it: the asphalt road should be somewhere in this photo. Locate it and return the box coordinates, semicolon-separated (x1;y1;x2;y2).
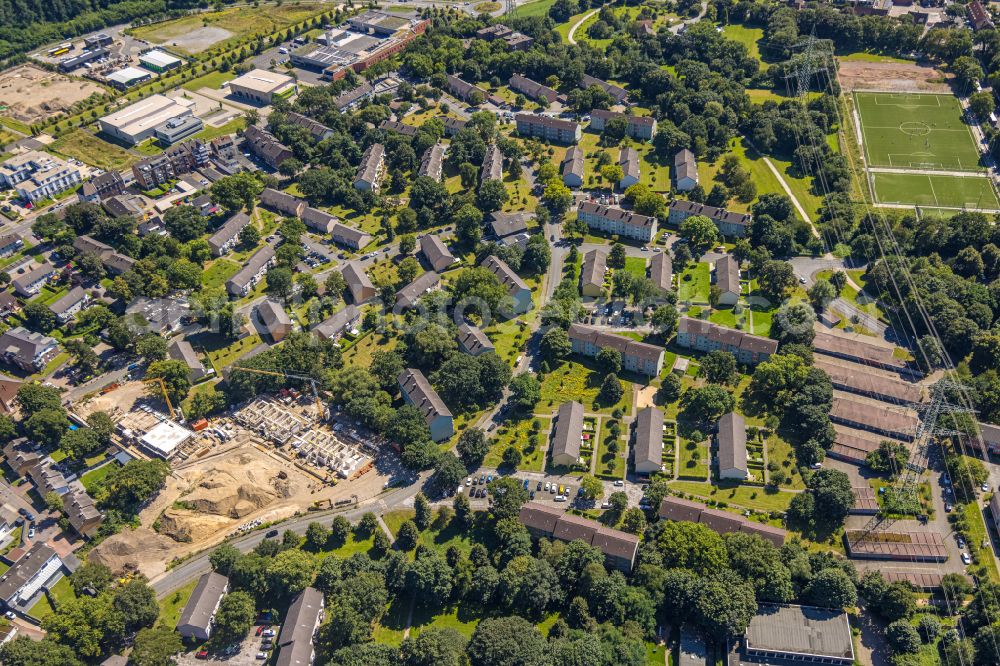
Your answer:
151;477;426;596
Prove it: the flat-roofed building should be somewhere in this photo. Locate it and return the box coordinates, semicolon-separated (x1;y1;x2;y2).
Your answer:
633;406;664;475
285;112;334;141
568;323;665;376
139;49;182;72
229;69;297;104
551;400;584;466
562;145;584;188
812;329;908;371
589;109;656;140
481;144;504;183
256;299;293;342
619;146;640;189
398;368;454;441
830;391;918;440
153;114;204;145
342;262;376;303
577;201;656;242
354;143;386;192
418;143;445;181
509;74;559;104
674;149;698;191
12;263;55;297
518;502;639;572
679;627;707;666
729;604;854;666
177;572;229;641
420;235;455;272
48;286;89;324
0;151;82;203
649;251;672;292
168;338;210;382
717;412;748;480
395;271;440;310
99;94;194;145
676;317;778;365
668;200;751;238
581;248;607;297
226;245;275;297
515;113;581;144
481;255;532;315
476;24;534;50
457;322;494;356
59;47;108;72
243;125;293;169
276;587;325;666
0;543;62;610
313;304;360;341
260;188;306;218
580;74;628;104
714;255;740;306
207;212;250;256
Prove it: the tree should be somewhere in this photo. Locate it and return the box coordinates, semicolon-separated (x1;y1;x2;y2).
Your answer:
542;179;573;214
267;266;294;298
131;627;184;666
163;205;207;242
213;590;256;646
652;305;679;338
59;427;101;461
210;543;242;576
757;260;796;303
970;90;995;120
946;452;989;501
398;234;416;255
502;446;522;468
454;204;483;247
98;459;169;515
452;267;508;317
414;493;432;530
599;373;623;405
146;359;192;405
682;385;734;422
210;172;260;212
69;561;114;596
305;522;331;551
488;477;528;520
522;235;551;276
42;594;121;658
457;428;489;468
0;637;83;666
467;616;548;666
477;179;509;213
23;301;56;333
25;407;69;447
135;334;168;361
396;520;420;551
434;452;467;492
17;383;61;416
807;279;837;311
540;327;572;364
679;215;719;254
700;350;737;384
325;271;347;301
808;468;853;525
401;627;468;666
865;441;909;477
601;163;624;187
807;568;857;609
607;243;626;269
579;474;603;500
772;301;816;346
509;373;540;411
693;574;757;639
266;549;317;600
596;347;622;374
620;507;647;534
113;578;159;633
886;620;921;653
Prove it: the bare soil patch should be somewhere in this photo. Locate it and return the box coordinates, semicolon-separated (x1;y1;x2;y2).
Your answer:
838;60;952;93
0;65;106;124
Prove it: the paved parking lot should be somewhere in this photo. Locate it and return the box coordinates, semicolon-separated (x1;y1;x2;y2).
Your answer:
175;624;279;665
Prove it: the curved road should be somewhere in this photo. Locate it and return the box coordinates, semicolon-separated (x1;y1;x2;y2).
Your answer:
567;9;599;45
151;477;426;596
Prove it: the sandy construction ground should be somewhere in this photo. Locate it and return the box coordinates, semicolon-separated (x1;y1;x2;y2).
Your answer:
90;433;393;579
838;60;951;93
0;65;106;124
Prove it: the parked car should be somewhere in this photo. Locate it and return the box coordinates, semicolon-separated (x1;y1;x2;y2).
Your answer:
962;552;972;565
945;503;954;513
196;651;209;660
536;481;543;491
544;482;550;492
613;480;624;487
265;529;279;537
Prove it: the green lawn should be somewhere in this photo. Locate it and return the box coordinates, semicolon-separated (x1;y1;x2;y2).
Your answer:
182;70;236;91
595;418;626;480
484;416;550;472
669;479;795;512
157;578;198;629
205;334;262;372
81;463;115;493
677;436;708;480
382;507;482;557
341;330;397;370
677;263;710;304
48;575;77;608
201;259;242;290
623;256;647;278
49;129;137;171
512;0;559;18
194;117;246;142
872;172;999;209
539;361;634;416
722;23;764;63
962;501;1000;582
28;594;54;620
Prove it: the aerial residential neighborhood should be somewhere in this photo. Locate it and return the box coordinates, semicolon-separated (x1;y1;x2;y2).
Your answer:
0;0;998;664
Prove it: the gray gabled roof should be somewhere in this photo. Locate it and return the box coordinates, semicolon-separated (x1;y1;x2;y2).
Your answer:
551;400;583;463
717;411;747;474
276;587;324;666
313;304;360;340
633;406;663;469
177;572;228;634
0;543;59;604
395;271;440;309
398;368;452;423
715;254;740;296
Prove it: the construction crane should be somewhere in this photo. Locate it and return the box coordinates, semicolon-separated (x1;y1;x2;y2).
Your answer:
144;377;176;419
229;366;326;420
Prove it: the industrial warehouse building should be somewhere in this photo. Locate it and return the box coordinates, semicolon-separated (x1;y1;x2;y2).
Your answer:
99;95;196;145
228;69;297;105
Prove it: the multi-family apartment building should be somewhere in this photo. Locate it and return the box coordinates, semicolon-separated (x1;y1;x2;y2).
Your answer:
567;323;665;376
577;201;656;242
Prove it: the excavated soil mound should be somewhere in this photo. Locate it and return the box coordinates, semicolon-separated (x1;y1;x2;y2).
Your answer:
90;528;176;578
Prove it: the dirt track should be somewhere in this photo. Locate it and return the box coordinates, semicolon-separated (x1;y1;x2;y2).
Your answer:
838;59;951;93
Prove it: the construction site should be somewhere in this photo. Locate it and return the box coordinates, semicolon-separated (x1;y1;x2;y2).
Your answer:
75;379;394;580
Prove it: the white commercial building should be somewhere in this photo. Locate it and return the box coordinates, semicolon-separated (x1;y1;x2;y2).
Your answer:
99;94;195;145
228;69;297;105
139;419;194;458
0;151;83;203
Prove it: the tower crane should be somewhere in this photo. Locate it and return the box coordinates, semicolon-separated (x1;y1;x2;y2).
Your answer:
144;377;177;420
